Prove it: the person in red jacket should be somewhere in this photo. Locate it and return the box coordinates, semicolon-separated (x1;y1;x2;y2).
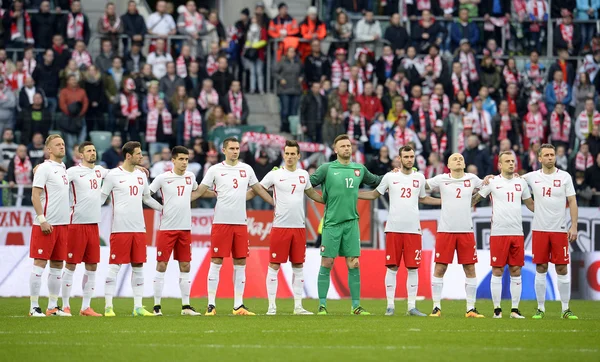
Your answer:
298;7;326;62
268;3;299;62
356;81;383;122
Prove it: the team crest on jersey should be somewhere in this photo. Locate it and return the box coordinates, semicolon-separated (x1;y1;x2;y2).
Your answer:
354;169;361;177
185;177;192;185
299;176;305;184
464;180;471;187
137;177;143;185
240;170;247;178
515;184;521;191
95;170;102;178
554;180;561;187
413;180;419;188
68;253;73;258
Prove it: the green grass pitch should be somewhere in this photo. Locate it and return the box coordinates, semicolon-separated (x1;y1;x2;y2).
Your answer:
1;298;599;362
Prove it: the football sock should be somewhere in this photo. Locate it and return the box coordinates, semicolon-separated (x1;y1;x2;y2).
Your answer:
510;276;522;309
465;277;477;311
47;267;62;309
81;270;96;310
348;268;360;309
432;276;443;309
385;268;397;309
317;266;331;307
132;267;144;309
407;269;418;311
179;272;191;306
61;269;74;308
535;272;547;311
29;265;44;309
292;267;304;309
104;264;121;308
153;271;165;306
557;274;570;311
207;262;221;306
233;265;246;309
266;266;278;308
491;275;502;309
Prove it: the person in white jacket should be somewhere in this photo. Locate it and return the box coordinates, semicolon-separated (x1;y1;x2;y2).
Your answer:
354;11;381;46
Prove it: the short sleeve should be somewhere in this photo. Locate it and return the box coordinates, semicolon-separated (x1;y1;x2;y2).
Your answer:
260;171;274;190
303;171;312;190
142;175;151;196
375;173;389;195
564;175;576;197
66;167;76;182
100;167;109;179
32;164;48;189
361;164;383;188
427;174;443;190
247;166;259;186
472;175;483;189
149;174;162;194
192;179;198;191
418;175;426;198
478;183;491;198
310;163;329;187
101;172;113;195
200;166;215;187
521;181;532;199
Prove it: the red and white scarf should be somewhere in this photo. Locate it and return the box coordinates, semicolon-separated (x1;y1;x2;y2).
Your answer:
457;132;466;153
423;55;442;79
7;70;26;91
483;47;504;67
23;58;36;76
526;62;544;87
102;13;121;32
470;109;492;141
514;0;527;18
176;55;189;78
410;98;422;112
575;152;594;171
120;92;139;121
71;50;92;68
429;133;447;155
184;109;203;143
331;60;350;88
553;81;568;103
416;0;431;10
560;23;574;44
528;149;540;170
459;51;479;81
66;12;85;40
348;78;363;96
550;111;571;143
347;115;367;140
13;155;32;185
0;60;8;77
181;10;204;34
431;93;449;119
382;55;395;77
206;54;218;76
146;93;159;113
498;112;512;140
146;108;173;143
228;90;243;119
578;110;600;137
394;126;415;149
352;150;365;164
10;11;34;43
524;111;544;142
439;0;454;14
358;64;374;82
451;72;470;98
503;66;519;84
198;89;219;109
528;0;548;21
418;107;436;135
393;77;409;100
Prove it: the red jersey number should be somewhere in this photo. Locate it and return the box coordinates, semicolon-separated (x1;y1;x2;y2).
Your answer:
233;178;239;189
400;187;412;198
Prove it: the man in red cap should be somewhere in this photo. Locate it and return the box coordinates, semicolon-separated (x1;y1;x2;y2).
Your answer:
331;47;350;88
553;9;581;56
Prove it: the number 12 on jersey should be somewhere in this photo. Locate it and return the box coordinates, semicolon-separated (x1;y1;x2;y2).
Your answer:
345;178;354;189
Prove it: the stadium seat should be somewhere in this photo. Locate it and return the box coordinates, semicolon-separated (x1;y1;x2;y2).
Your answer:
89;131;112;159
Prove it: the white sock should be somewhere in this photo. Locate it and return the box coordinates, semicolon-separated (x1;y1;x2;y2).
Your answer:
131;267;144;309
510;276;522;309
47;268;62;309
179;272;191;306
104;264;121;308
465;277;477;311
385;268;397;309
207;262;222;306
61;269;74;308
407;269;418;311
432;276;443;309
153;271;165;306
535;272;547;311
81;270;96;310
29;265;44;309
292;267;304;310
491;275;502;309
266;266;278;308
233;265;246;309
557;274;571;311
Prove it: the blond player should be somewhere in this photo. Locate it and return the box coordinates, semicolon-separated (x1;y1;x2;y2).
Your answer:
100;141;164;317
29;135;70;317
193;137;273;316
472;151;534;318
150;146;201;316
359;145;440;316
523;144;578;320
426;153;484;318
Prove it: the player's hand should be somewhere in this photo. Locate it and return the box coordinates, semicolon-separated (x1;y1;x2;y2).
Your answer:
41;222;53;235
568;225;577;243
483;174;495;185
135;166;150;178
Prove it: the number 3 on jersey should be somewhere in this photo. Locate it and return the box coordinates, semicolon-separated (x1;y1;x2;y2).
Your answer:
233;178;238;189
345;178;354;189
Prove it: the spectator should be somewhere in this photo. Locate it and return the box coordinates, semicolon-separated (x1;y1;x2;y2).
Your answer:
242;15;267;94
368;113;387;151
177;0;206;59
147;38;174;79
366;144;392;175
554;9;580;56
64;0;91;48
545;69;572;113
585;152;600;205
184;61;206;99
348;65;364;96
27;132;45;165
322;106;345;147
175;44;194;79
387;97;412;126
221;80;248;124
384;13;409;57
246;150;277;210
449;61;471;101
268;2;300;62
83;65;108;132
170;85;188;120
7;59;27;92
32;49;58;114
135;63;156;98
411;9;445;54
300;81;327;142
20;92;50;152
18;76;46;111
576;98;600;141
469;97;493;143
0;49;14;79
233;8;250;81
298;7;326;61
479;55;501;100
98;2;123;52
526;0;549;54
146;0;177;42
330;47;351;89
355;48;374;83
572;72;596;116
204;41;221;77
588;124;600;158
444;101;463;134
328;79;353;116
456;40;480;91
150;147;174;179
181;97;202;146
6;143;33;204
0;128;18;171
356;81;382;121
480;0;511;46
462;134;492;178
273;47;302;133
588;50;600;87
523;50;546;90
425;120;450;161
207;11;226;45
146;98;173;156
51;34;71;70
354;10;381;44
550;0;576;19
32;1;58;50
450;8;480;52
492;100;520;151
2;0;34;53
120;1;146;53
21;47;36;77
118;77;141;140
95;39;114;74
0;77;16;132
344;102;369;148
197;78;219;116
206;105;226;130
483;38;504;69
413;94;436;139
159;61;184;100
502;57;520;89
522;101;545;149
101;135;123;169
431;83;450;120
330;10;353;56
574;170;594;206
211;56;233;97
422;44;445;84
254;2;271;28
375;45;399;86
574;141;594;171
386;113;421;158
58;75;88;156
124;42;146;75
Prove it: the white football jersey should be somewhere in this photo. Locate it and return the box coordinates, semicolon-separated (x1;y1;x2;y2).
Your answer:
200;161;258;225
523;169;576;232
32;160;70;225
261;168;311;228
376;170;426;234
67;165;109;224
101;167;150;233
150;171;198;230
427;173;483;233
478;176;531;236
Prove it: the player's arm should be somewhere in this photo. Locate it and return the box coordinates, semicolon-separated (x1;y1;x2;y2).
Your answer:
357;189;382;200
142;194;163;211
305;188;324;203
361;165;384;187
246;189;256;200
100;173;113;204
471;193;483;206
309;163;330;187
420;196;441;205
472;183;490;207
190;184;216;201
31;167;52;234
250;183;274;206
567;195;578;242
523;197;534;212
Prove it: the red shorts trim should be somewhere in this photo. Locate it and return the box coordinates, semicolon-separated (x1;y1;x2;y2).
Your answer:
30;225;69;261
109;232;147;264
532;231;569;265
435;232;477;264
156;230;192;262
489;235;524;267
210;224;249;259
269;227;306;264
385;233;422;268
67;224;100;264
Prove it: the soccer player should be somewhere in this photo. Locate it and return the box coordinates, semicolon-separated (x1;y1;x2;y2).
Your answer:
523;144;578;320
150;146;201;316
358;145;440;316
29;134;70;317
193;137;273;316
310;134;383;315
426;153;484;318
100;141;164;317
61;142;107;317
250;140;324;315
472;151;535;318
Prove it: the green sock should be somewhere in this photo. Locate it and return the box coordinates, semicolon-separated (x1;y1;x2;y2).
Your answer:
349;268;361;309
318;266;331;306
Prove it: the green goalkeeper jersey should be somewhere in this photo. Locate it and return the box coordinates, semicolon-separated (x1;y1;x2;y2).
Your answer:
310;161;382;227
